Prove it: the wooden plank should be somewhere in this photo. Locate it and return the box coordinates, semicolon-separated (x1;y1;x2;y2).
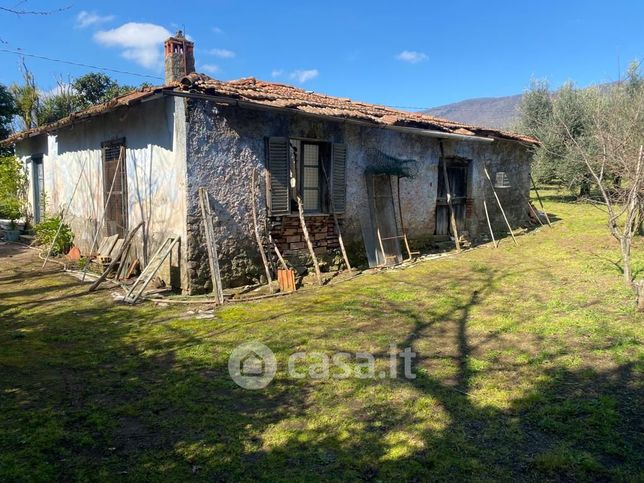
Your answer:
296;194;322;285
124;237;179;303
89;222;143;292
483;200;498;248
321;162;352;271
109;239;125;258
483;166;517;246
115;244;131;281
98;234;119;257
250;170;274;293
125;258;140;279
198;187;224;304
95;237;110;256
530;174;553;227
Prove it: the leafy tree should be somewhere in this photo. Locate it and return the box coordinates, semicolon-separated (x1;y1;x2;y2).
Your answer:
10;61;39;130
0;84;17;155
72;73;133;110
37;82;76;125
545;62;643;305
519;80;598;196
0;155;27;220
35;73;136;125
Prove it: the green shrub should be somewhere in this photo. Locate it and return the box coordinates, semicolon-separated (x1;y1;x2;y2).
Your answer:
34;216;74;255
0;156;27;220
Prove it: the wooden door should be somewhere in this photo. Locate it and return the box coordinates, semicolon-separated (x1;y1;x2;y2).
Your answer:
102;141;127;237
435;162;468;236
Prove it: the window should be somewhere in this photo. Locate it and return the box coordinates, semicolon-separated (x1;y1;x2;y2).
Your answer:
102;139;128;236
266;137;346;216
495;171;511;188
301;143;321;212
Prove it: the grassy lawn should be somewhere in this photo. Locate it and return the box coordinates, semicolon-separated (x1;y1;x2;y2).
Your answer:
1;193;642;481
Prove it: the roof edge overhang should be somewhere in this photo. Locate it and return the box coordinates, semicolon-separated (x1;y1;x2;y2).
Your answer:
166;90;496;143
2;86;536;147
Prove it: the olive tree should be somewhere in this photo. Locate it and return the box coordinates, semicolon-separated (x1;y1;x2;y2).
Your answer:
557;64;643;307
520;80;598;196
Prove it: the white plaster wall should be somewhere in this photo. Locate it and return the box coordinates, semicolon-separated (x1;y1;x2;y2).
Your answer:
15;96;188;288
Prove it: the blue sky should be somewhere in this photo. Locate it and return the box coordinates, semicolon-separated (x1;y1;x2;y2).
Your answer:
0;0;642;109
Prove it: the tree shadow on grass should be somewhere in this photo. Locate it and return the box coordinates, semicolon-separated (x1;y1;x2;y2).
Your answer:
0;249;641;481
248;267;642;480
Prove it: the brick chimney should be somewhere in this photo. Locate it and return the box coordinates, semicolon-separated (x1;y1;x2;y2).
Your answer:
164;30;195;84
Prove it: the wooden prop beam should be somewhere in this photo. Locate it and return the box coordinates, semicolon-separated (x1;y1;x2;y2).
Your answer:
483;166;518;246
441;160;462;251
296;194;322;285
250;169;274;293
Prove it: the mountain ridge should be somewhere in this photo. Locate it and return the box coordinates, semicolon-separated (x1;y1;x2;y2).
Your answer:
422;94;523;130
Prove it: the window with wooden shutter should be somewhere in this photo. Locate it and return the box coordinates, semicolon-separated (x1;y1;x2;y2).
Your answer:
301;143;321;212
331;143;347;213
266;137;290;215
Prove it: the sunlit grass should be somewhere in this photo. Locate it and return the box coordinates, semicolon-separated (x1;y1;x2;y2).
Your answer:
0;189;642;481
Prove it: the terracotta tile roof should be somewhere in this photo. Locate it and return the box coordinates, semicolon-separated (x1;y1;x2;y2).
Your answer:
1;73;536;145
0;86;164;144
178;74;536;144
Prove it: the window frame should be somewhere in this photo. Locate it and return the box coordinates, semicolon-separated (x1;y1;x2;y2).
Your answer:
494;171;511;189
299;141;323;213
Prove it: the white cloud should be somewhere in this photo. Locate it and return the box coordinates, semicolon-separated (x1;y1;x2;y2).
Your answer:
208;48;235;59
212;26;224;34
289;69;319;83
271;69;284;78
396;50;428;64
201;64;219;74
76;11;114;28
94;23;171;69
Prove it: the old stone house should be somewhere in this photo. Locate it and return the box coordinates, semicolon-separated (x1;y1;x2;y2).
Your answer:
2;32;537;294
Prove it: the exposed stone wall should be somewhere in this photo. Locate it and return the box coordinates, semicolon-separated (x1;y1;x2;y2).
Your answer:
184;100;344;294
185;98;533;293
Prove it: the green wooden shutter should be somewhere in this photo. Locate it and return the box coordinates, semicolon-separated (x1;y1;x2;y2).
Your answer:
266;137;290;215
331;143;347;214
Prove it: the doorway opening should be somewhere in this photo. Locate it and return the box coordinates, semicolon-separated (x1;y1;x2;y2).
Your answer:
101;139;128;237
435;157;470;236
31;156;44;223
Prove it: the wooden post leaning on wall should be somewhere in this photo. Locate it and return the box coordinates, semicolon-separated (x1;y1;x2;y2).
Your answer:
529;174;553;227
320;162;351;271
296;194;323;285
198;187;224;304
251;169;274;293
483;166;518;246
441;159;462;252
483;200;498;248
